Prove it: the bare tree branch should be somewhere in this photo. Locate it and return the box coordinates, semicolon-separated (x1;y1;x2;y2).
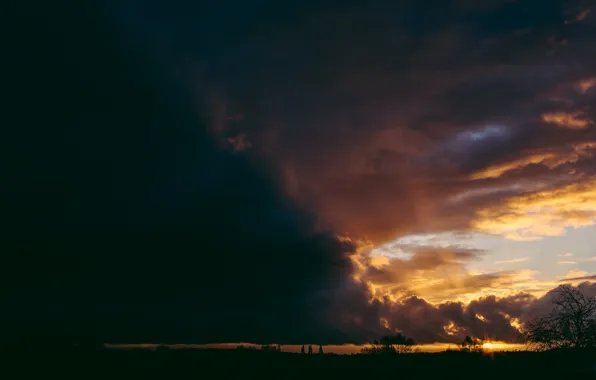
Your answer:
522;285;596;350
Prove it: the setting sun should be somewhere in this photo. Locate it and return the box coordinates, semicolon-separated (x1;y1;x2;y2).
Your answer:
482;342;494;350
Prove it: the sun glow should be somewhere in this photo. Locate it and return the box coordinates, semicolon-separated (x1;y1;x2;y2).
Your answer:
479;341;524;351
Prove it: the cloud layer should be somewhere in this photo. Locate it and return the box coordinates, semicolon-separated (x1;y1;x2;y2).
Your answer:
189;0;596;243
3;1;596;347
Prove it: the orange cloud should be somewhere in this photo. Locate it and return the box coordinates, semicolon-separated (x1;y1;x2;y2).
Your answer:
469;153;561;180
468;142;595;181
556;261;577;265
499;313;523;333
360;244;553;304
443;320;463;336
577;77;596;93
573;141;596;155
473;180;596;241
559;269;589;279
542;112;592;129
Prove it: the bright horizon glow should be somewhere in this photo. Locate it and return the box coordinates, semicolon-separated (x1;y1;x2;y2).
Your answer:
105;342;529;354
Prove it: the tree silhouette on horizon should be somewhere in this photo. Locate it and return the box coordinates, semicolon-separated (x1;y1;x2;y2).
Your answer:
523;285;596;350
459;336;483;352
361;333;416;354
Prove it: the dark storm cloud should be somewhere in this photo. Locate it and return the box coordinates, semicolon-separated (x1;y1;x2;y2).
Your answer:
379;283;596;344
522;282;596;321
380;294;528;343
2;2;384;347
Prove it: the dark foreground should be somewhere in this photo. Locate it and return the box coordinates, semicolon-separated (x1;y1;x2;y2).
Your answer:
6;348;596;378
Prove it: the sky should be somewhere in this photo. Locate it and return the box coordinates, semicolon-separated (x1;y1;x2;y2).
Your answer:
3;1;596;349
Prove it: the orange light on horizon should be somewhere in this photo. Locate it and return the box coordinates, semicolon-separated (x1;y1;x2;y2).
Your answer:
106;341;529;354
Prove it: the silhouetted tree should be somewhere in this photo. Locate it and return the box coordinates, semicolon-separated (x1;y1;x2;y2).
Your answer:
308;344;313;354
300;345;305;354
360;339;384;354
361;334;416;354
261;344;277;352
318;344;324;354
459;336;483;352
391;333;416;353
523;285;596;350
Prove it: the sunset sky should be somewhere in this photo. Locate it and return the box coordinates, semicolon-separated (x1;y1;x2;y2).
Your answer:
4;1;596;350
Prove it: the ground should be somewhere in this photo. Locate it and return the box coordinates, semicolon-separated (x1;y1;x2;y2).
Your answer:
6;348;595;378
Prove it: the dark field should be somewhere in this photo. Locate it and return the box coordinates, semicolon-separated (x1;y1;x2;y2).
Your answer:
7;348;596;378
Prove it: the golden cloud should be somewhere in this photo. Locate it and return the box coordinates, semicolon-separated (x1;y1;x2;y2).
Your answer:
468;142;595;181
343;235;376;282
469;153;563;180
542;112;592;129
499;312;523;333
443;320;463;336
473;180;596;240
560;269;588;279
423;269;555;303
577;77;596;93
573;141;596;155
361;247;554;304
